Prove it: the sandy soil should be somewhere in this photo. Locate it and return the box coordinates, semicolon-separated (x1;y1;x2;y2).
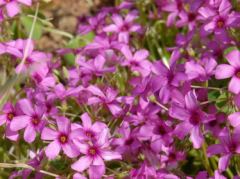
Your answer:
36;0;106;51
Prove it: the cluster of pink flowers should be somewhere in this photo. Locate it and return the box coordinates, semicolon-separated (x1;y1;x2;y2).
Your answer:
1;0;240;178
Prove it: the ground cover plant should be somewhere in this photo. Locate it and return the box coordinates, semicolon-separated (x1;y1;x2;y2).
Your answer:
0;0;240;178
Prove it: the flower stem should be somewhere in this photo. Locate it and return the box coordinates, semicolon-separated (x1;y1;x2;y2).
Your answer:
0;163;59;177
191;85;224;91
202;142;213;176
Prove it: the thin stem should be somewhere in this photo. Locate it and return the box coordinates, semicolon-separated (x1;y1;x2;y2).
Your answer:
43;27;73;39
0;163;59;177
153;100;169;111
191;85;224;91
202;142;213;176
17;3;40;74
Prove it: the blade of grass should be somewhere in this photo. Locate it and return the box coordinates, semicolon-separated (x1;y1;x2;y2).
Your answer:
17;3;40;74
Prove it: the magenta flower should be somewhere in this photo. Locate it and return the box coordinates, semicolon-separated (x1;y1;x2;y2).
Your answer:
170;90;213;148
78;12;107;35
113;122;141;158
121;45;152;77
0;0;32;17
10;99;45;143
41;116;79;159
103;11;141;43
151;51;186;103
71;129;121;179
185;57;217;82
1;39;49;73
138;120;173;153
71;112;107;142
130;162;158;179
215;49;240;94
207;127;240;171
199;0;238;36
0;102;19;141
77;55;115;77
162;0;184;26
87;85;123;116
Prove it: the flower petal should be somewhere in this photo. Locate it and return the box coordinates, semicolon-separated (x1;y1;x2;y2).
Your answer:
218;154;231;172
81;113;92;128
56;116;70;133
24;125;36;143
17;0;32;6
17;99;34;116
133;50;149;61
62;143;79;158
89;165;105;179
225;50;240;68
215;64;235;79
207;144;225;157
121;46;132;60
41;127;58;140
6;2;20;17
190;127;203;149
228;112;240;127
0;114;6;126
45;140;61;159
229;76;240;94
10;116;30;131
71;156;92;172
101;150;122;161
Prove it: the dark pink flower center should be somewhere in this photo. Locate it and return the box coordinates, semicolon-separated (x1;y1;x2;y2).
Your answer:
88;147;98;156
32;117;40;126
85;130;94;138
209;120;217;127
59;134;68;144
188;13;196;22
153;125;167;135
217;19;225;28
190;112;201;125
229;142;237;152
26;57;33;65
125;138;134;145
168;152;176;161
235;70;240;78
130;60;139;67
120;24;130;31
7;113;14;121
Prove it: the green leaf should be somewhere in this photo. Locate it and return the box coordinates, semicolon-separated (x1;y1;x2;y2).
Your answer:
20;15;43;40
66;32;95;49
63;32;95;66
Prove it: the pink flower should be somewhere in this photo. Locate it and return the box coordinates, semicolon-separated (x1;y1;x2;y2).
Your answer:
121;45;152;77
77;55;115;77
0;102;19;141
1;39;49;73
87;85;123;116
41;116;79;159
71;112;107;142
71;129;121;179
215;49;240;94
103;11;141;43
170;90;214;148
0;0;32;17
207;127;240;171
10;99;45;143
